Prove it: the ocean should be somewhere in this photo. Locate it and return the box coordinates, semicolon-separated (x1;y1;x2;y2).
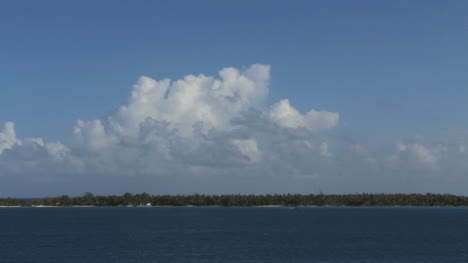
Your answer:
0;207;467;262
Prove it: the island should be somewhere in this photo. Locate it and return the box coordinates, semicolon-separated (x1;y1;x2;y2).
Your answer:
1;193;468;207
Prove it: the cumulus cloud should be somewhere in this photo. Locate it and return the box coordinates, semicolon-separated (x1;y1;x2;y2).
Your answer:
107;64;270;138
269;99;339;130
1;64;467;195
0;122;69;160
0;64;341;178
0;122;19;154
384;142;451;172
63;64;340;174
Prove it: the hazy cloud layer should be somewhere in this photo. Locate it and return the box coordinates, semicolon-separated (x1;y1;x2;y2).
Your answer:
1;64;467;196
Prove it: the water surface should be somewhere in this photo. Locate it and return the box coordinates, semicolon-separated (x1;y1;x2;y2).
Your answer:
1;207;467;262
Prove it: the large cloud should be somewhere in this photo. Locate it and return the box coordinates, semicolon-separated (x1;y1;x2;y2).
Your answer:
66;64;339;176
1;64;467;195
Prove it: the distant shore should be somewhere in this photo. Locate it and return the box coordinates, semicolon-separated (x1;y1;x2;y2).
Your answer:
1;193;468;207
1;205;467;208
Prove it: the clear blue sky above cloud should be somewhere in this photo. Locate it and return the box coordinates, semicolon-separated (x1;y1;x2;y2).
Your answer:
0;1;467;196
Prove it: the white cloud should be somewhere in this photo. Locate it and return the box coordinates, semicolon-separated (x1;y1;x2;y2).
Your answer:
383;142;453;174
2;64;468;195
103;64;271;140
410;144;438;164
0;64;343;177
269;99;339;131
0;122;69;160
73;120;117;151
395;143;445;166
63;64;341;173
320;142;332;158
0;122;20;154
231;139;261;162
45;142;70;161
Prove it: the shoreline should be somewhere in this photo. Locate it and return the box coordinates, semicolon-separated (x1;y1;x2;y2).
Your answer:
1;205;467;208
3;193;468;208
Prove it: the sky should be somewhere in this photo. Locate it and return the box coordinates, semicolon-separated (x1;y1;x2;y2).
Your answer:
0;0;467;197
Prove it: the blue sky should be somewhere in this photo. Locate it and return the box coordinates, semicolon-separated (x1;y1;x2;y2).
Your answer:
0;1;467;196
2;0;466;141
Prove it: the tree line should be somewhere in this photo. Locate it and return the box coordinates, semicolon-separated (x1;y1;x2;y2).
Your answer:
1;193;468;207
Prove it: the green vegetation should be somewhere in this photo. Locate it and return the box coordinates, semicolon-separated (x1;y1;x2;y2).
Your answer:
0;198;27;206
1;193;468;207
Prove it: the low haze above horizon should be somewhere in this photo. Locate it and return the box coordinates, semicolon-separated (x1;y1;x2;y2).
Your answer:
1;0;467;197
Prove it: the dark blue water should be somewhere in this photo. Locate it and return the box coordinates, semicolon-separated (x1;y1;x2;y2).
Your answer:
1;207;468;263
